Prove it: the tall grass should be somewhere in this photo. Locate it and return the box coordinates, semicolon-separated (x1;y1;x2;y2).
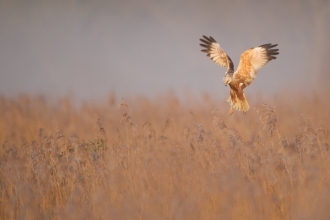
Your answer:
0;92;330;220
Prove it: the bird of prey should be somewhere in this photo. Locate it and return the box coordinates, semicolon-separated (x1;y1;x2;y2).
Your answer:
199;35;279;115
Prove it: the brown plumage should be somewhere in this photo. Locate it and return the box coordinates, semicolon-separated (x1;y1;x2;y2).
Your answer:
200;35;279;115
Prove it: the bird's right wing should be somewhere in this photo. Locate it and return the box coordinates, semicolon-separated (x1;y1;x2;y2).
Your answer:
200;35;234;73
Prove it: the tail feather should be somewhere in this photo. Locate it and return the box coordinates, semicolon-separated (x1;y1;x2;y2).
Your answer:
227;92;250;113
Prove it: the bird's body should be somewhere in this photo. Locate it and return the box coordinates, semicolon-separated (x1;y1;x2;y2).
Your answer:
199;36;279;115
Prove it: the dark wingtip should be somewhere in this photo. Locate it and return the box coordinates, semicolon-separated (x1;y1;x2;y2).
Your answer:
260;43;279;60
201;35;216;43
209;36;216;42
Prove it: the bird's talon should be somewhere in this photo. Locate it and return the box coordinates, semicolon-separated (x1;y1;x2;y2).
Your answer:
229;108;233;116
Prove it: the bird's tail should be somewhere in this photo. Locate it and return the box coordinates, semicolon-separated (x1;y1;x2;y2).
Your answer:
227;91;250;113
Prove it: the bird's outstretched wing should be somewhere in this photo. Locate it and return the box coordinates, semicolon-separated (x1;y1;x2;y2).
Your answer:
200;35;234;73
236;44;279;79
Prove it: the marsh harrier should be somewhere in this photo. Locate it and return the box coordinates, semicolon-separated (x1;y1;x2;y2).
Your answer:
200;35;279;115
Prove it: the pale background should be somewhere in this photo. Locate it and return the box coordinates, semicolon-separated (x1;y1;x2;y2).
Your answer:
1;0;329;101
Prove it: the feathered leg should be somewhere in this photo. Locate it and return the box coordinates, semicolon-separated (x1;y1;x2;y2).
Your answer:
229;107;233;116
227;89;236;116
227;87;250;115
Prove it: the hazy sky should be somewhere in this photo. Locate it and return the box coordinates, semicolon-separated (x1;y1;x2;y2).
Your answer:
0;0;329;101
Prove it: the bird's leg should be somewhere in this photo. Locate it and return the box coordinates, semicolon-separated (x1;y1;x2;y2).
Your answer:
238;83;246;93
229;107;233;116
238;83;243;93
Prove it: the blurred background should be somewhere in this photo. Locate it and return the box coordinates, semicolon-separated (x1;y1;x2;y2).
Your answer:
0;0;329;101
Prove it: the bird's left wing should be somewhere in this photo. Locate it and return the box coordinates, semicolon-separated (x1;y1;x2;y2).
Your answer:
236;44;279;80
200;35;234;73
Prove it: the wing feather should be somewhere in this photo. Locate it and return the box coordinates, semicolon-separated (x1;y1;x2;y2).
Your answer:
199;35;234;72
236;44;279;80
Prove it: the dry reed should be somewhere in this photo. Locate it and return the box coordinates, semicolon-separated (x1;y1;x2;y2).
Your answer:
0;92;330;220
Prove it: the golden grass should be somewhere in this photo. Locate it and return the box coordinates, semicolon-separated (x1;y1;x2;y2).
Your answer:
1;92;330;220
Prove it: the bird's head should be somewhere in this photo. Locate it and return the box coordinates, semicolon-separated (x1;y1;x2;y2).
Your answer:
223;70;233;86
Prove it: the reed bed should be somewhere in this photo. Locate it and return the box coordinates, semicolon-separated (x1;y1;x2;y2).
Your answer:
0;92;330;220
